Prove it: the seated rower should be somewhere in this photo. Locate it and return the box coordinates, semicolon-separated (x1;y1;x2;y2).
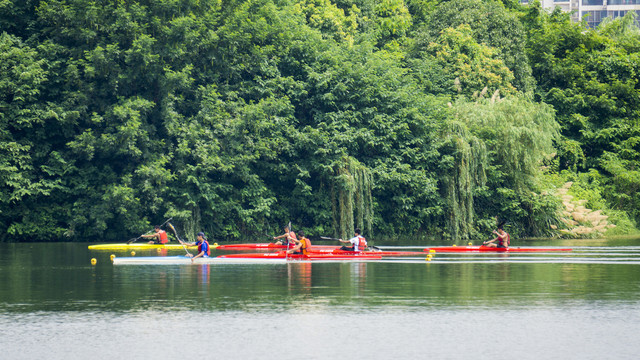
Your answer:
483;227;510;248
181;232;210;262
142;225;169;244
338;228;367;252
273;225;296;247
287;230;311;255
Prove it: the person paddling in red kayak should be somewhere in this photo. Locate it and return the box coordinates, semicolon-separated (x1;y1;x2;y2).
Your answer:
287;230;312;255
483;227;510;249
338;228;367;252
274;225;296;247
181;232;210;262
142;225;169;244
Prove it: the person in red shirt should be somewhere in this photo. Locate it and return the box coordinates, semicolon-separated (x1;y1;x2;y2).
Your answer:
142;225;169;244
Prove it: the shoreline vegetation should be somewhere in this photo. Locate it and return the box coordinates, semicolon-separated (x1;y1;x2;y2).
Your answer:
2;0;640;243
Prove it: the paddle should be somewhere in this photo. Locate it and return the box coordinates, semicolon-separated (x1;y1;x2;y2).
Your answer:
285;221;291;260
126;217;173;244
167;222;191;256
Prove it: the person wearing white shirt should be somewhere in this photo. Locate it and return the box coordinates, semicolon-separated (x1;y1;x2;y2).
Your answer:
338;228;366;252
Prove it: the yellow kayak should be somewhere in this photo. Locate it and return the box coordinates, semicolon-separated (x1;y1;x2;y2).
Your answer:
88;243;200;251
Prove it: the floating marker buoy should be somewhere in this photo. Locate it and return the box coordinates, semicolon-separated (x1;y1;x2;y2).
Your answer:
110;254;116;261
91;258;97;265
131;251;136;256
429;249;436;253
425;257;431;261
452;244;457;247
468;242;472;246
157;248;162;252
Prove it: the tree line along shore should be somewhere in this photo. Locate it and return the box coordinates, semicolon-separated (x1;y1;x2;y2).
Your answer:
1;0;639;242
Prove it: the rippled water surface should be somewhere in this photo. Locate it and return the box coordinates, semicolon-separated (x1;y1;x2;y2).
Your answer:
1;238;640;359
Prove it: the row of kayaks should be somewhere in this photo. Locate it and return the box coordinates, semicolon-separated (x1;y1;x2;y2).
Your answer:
93;241;573;265
90;241;573;253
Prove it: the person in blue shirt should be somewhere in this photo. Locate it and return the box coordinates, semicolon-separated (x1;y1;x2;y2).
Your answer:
181;232;210;262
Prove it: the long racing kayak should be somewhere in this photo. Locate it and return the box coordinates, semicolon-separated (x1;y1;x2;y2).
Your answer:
214;243;423;256
112;253;381;264
214;243;340;251
309;248;427;256
89;243;198;251
218;251;382;260
425;245;573;253
112;255;287;265
213;243;291;250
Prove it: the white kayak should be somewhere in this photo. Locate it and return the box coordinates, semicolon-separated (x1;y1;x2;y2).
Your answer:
112;255;287;265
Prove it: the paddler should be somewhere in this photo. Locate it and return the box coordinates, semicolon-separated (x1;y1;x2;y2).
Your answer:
181;232;210;262
338;228;367;252
142;225;169;244
273;225;296;247
287;230;312;255
483;227;510;249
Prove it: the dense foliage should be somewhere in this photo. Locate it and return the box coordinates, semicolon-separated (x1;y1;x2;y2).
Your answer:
1;0;638;242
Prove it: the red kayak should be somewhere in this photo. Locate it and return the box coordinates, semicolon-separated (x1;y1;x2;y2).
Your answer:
214;243;290;250
425;245;572;253
218;251;382;261
310;248;426;256
214;243;340;251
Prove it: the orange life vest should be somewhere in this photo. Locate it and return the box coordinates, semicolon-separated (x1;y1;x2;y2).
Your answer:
357;235;367;251
300;237;311;255
158;230;169;244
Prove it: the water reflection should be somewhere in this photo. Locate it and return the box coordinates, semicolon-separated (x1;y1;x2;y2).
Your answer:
287;262;313;293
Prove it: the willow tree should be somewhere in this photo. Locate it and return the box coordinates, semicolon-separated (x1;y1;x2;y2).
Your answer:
438;120;487;240
453;95;561;236
329;156;374;240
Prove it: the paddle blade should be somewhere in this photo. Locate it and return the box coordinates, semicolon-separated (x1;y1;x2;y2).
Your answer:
126;236;140;245
167;223;181;242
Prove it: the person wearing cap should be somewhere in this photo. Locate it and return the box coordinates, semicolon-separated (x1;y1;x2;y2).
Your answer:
181;232;210;262
142;225;169;244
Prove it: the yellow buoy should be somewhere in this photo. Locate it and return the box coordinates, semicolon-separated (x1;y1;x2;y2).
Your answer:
429;249;436;253
157;248;162;253
468;242;472;246
425;257;431;261
131;251;136;256
91;258;97;265
452;244;457;247
110;254;116;261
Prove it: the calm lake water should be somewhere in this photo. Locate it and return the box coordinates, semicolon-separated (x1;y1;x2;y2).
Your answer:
1;237;640;359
